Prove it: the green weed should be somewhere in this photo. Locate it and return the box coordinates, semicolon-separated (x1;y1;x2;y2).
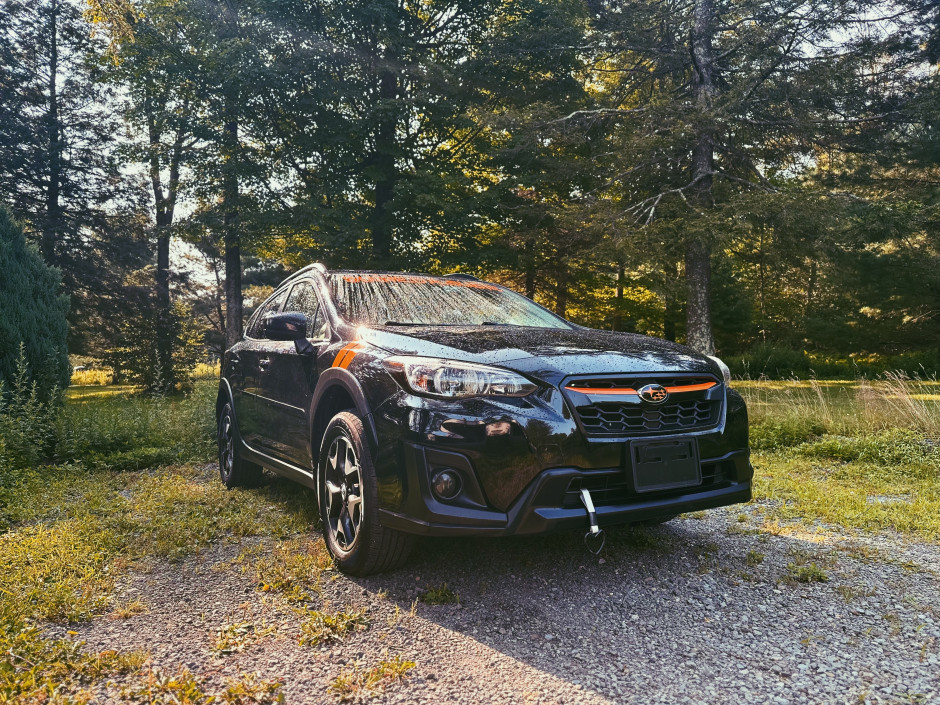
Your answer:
785;562;829;583
123;667;284;704
299;608;369;646
213;622;276;655
246;537;332;603
328;655;415;700
418;583;459;605
745;550;765;566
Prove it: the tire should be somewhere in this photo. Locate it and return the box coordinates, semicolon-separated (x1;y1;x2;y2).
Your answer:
318;411;414;576
217;402;263;488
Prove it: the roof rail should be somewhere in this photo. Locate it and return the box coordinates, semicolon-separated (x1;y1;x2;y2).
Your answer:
443;272;481;282
284;262;328;283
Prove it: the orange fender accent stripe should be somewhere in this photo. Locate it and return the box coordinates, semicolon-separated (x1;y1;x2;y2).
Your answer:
333;342;367;369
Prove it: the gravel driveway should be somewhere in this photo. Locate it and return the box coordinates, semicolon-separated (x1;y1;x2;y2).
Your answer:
63;480;940;704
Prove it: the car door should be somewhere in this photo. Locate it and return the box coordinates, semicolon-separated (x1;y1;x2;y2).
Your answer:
257;279;331;467
233;287;288;451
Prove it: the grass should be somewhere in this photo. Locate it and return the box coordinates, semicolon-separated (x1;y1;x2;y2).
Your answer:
327;655;415;701
213;622;276;655
55;381;217;471
0;380;323;701
123;668;284;704
736;377;940;542
418;583;460;605
0;462;315;700
785;562;829;584
241;537;332;603
299;608;370;646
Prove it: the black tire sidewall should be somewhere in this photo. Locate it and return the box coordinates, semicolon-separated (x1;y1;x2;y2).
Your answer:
318;411;379;573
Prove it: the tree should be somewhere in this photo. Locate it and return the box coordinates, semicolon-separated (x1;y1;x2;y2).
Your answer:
0;207;69;400
0;0;148;353
578;0;894;353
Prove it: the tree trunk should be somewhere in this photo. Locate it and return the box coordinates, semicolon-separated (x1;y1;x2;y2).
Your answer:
686;0;717;355
146;89;186;387
554;268;568;318
685;239;714;354
43;0;61;263
222;1;242;350
757;229;767;341
613;262;624;331
371;68;397;263
524;238;536;299
664;261;678;342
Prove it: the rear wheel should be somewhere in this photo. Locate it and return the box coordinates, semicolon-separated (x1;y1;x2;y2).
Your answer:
318;411;414;575
217;402;263;488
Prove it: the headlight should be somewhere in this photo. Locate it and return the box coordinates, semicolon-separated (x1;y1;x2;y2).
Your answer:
385;356;537;399
708;355;732;386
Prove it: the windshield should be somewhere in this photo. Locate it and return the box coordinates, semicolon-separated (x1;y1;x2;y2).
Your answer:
329;273;573;329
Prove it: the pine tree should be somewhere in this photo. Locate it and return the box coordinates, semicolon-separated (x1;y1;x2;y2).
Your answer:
0;207;69;400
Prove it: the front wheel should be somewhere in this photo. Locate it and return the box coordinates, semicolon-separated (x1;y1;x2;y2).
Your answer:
217;402;263;488
318;411;414;575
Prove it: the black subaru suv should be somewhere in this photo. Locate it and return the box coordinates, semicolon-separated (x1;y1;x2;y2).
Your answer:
217;264;751;575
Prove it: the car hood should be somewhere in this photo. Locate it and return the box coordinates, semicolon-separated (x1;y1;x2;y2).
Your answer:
356;325;718;382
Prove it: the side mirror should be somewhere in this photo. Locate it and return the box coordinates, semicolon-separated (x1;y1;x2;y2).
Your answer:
263;312;308;341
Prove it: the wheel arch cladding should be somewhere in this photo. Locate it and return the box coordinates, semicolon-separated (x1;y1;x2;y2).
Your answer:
310;368;378;460
217;379;234;419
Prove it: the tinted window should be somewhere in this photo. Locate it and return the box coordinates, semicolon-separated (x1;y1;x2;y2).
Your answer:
329;273;572;329
284;281;328;339
246;288;287;339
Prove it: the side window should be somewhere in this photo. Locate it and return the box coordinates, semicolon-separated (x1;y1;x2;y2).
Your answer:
284;281;329;339
246;288;287;339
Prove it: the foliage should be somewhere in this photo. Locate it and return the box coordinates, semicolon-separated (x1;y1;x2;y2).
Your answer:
418;583;460;605
245;537;331;604
0;0;150;354
105;297;205;394
299;609;369;647
0;346;59;485
123;668;284;705
4;0;940;369
328;656;415;700
0;207;69;400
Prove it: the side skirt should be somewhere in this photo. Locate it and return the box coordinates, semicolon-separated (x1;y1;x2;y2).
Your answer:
239;436;317;490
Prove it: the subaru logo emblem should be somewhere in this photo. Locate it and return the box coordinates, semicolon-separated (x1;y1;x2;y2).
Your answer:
638;383;669;404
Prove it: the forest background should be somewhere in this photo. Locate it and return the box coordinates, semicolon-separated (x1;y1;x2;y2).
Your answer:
3;0;940;391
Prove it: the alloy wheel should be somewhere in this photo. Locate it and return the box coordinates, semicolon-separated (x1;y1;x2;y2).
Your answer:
219;412;234;480
324;434;363;551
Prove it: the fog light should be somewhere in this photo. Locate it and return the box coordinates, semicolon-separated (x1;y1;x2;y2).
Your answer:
431;469;461;501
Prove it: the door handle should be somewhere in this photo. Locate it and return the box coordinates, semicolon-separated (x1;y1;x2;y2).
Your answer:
258;358;271;369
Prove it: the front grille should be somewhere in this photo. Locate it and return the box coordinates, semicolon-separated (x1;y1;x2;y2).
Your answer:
565;374;722;437
577;398;719;435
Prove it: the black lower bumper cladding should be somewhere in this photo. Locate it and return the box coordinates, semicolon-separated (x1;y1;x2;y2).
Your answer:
379;443;752;537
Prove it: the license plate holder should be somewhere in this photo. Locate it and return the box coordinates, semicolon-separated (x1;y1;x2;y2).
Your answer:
629;438;701;493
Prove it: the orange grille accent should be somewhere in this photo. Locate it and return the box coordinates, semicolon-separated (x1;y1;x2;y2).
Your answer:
565;381;717;396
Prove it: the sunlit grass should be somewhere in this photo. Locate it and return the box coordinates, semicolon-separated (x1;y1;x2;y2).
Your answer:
0;461;317;700
736;376;940;437
736;374;940;541
753;452;940;542
70;367;114;386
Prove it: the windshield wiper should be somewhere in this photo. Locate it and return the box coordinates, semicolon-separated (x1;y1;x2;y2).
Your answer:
481;321;512;326
383;321;426;326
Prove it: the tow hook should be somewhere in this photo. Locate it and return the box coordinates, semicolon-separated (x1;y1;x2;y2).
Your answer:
579;487;606;555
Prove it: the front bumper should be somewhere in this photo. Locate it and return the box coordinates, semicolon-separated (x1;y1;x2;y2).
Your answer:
380;449;752;537
370;383;753;537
